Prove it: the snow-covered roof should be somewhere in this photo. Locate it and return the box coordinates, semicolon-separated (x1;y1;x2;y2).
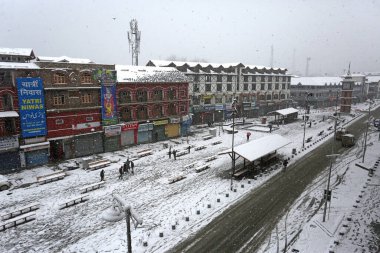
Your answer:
367;75;380;83
244;64;287;71
273;108;299;116
224;134;291;162
0;48;35;57
116;65;188;83
0;62;40;69
291;76;342;86
0;111;19;118
36;56;94;64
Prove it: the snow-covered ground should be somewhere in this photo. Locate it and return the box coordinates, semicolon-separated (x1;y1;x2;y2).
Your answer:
0;101;379;253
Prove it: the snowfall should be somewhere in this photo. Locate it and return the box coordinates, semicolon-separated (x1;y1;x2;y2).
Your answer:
1;101;379;253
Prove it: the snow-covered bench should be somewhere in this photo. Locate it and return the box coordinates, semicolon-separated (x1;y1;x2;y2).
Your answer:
1;202;39;221
0;212;36;231
184;162;197;169
306;137;313;143
212;141;222;145
195;165;210;173
202;135;213;140
87;159;111;171
176;150;187;157
205;155;217;162
58;194;89;209
195;145;206;151
318;130;324;136
137;149;153;157
37;171;66;184
233;168;250;178
79;181;105;194
168;175;186;184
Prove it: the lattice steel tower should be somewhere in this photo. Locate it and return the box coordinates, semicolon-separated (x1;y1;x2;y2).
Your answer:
128;19;141;66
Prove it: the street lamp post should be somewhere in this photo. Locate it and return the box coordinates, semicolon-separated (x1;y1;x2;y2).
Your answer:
362;101;372;163
323;154;340;222
230;98;237;191
302;93;313;149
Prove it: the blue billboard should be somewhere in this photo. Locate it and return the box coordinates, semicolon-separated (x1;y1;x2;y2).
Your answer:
16;78;47;138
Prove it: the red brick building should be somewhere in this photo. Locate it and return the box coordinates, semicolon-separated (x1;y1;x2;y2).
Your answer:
115;65;190;144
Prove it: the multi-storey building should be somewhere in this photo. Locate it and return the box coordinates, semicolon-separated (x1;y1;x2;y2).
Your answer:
367;75;380;100
0;48;35;63
35;60;115;160
146;60;291;124
290;76;342;109
116;65;190;144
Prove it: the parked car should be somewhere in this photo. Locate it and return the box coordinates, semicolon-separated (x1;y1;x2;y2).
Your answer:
374;119;380;128
0;175;11;191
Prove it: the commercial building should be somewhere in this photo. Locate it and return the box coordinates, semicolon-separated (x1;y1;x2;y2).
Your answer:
146;60;291;124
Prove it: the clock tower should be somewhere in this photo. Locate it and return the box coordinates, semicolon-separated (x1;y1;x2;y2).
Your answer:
340;64;355;114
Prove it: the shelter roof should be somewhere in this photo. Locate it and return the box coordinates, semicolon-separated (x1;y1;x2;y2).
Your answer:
268;108;298;116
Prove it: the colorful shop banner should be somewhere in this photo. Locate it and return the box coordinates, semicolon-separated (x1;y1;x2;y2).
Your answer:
101;84;118;126
16;78;47;138
93;69;117;84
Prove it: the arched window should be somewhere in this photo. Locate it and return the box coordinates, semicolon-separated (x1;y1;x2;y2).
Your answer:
153;89;163;101
2;93;13;110
168;103;176;115
137;89;147;102
119;91;131;103
53;73;66;84
266;94;272;100
168;88;176;100
80;73;92;83
137;106;148;120
152;104;163;118
273;94;279;100
120;107;132;121
280;94;286;99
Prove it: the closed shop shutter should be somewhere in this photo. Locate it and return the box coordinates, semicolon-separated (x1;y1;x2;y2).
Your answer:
25;149;49;168
74;134;103;158
0;151;20;173
137;131;150;144
104;136;120;152
121;130;134;146
153;125;166;141
165;124;180;138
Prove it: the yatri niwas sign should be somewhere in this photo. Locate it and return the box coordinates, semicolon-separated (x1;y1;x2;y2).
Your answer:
17;78;47;138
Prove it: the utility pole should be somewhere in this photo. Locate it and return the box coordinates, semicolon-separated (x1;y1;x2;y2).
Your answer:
302;93;312;148
362;101;372;162
323;154;339;222
231;99;237;191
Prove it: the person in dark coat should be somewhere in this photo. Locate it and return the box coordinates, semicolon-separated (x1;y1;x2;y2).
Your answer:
168;150;172;159
246;132;251;141
187;145;191;154
173;149;177;160
283;159;288;172
119;166;123;179
100;169;105;181
130;160;134;175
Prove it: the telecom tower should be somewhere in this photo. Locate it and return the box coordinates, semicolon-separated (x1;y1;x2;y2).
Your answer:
128;19;141;66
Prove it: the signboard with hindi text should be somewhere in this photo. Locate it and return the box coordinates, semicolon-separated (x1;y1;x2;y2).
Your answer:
17;78;47;138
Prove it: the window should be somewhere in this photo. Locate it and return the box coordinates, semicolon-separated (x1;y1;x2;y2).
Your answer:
121;107;132;121
217;83;222;92
153;104;163;118
256;76;262;82
244;83;248;91
55;119;64;125
80;73;92;83
206;75;211;82
137;106;148;119
193;95;200;105
227;83;232;91
81;93;92;103
53;73;66;84
4;118;16;134
168;103;176;115
86;116;93;121
205;83;211;92
0;71;12;85
227;75;232;82
180;105;186;112
179;90;185;98
194;75;199;82
251;83;256;90
266;94;272;100
215;97;223;104
217;75;222;82
168;88;176;100
204;98;211;104
53;93;65;105
282;83;286;89
119;91;132;103
268;83;272;90
153;89;163;101
261;83;265;90
137;90;147;102
2;94;13;110
273;94;279;100
244;76;248;82
193;83;199;92
275;83;279;90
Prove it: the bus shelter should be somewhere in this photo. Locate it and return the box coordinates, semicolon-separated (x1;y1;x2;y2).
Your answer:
267;108;299;124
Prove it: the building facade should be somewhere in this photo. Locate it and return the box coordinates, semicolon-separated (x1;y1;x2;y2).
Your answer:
116;65;190;143
146;61;291;124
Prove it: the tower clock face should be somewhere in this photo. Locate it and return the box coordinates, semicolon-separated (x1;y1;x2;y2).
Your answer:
342;82;351;90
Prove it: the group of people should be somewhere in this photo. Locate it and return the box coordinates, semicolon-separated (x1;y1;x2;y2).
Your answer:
119;159;134;179
167;145;191;160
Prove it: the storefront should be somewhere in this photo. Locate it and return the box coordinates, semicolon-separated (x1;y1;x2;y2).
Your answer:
153;119;168;142
137;123;153;144
19;141;50;168
104;125;121;152
0;135;20;173
165;117;180;138
120;122;138;146
70;132;103;158
180;115;192;137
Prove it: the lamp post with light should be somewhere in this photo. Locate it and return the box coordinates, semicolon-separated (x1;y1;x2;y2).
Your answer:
230;98;237;191
302;93;313;149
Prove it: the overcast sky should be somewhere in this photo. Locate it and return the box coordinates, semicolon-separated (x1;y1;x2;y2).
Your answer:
1;0;379;75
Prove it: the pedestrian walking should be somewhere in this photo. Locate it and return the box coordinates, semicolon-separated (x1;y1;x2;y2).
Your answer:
100;169;105;181
130;160;134;175
168;150;172;159
126;161;130;173
246;132;251;141
269;124;273;133
119;166;123;179
283;159;288;172
173;149;177;160
187;145;191;154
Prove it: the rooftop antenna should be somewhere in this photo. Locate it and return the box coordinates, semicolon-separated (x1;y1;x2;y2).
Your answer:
347;62;351;76
128;19;141;66
305;57;311;76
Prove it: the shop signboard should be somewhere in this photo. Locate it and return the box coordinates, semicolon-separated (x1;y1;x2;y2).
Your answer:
215;104;224;111
16;78;47;138
138;123;154;132
104;125;121;137
243;102;252;111
0;135;19;151
203;105;215;111
170;117;181;124
121;122;139;131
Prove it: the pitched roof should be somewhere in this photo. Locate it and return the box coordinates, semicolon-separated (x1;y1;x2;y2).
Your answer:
0;62;40;69
116;65;188;83
0;48;35;58
291;76;342;86
36;56;94;64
